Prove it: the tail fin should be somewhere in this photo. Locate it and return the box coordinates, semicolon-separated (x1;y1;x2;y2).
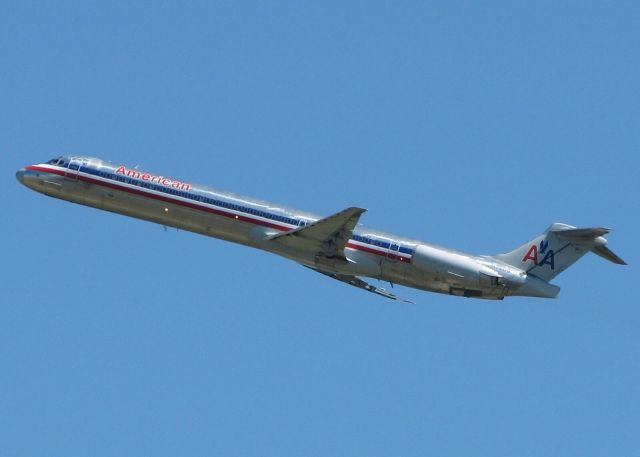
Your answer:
493;223;626;281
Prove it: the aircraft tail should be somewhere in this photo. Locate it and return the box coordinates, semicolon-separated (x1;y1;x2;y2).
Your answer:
492;223;626;282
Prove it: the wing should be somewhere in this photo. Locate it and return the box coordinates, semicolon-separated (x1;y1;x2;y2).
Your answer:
307;267;414;304
269;207;366;260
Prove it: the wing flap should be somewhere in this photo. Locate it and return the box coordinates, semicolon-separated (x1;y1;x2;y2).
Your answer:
307;267;414;303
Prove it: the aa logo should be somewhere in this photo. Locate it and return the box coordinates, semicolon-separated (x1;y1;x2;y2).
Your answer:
522;239;555;269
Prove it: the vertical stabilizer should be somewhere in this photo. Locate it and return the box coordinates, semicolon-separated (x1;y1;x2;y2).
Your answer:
492;223;625;282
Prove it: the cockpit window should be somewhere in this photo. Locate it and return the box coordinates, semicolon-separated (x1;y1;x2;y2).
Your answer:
46;157;65;166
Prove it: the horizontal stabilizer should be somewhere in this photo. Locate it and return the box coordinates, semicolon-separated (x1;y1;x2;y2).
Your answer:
593;245;627;265
553;226;626;265
553;227;611;240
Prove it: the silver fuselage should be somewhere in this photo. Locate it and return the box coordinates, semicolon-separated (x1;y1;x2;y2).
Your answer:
17;156;545;300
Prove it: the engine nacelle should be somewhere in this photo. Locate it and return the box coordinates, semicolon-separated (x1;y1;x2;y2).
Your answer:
412;244;507;298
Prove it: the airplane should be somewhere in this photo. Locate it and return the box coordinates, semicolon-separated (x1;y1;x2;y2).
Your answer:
16;155;626;302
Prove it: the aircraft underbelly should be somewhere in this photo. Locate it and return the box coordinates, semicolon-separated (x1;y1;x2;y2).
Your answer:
55;180;258;246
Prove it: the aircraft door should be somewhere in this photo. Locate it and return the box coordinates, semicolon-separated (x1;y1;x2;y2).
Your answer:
379;237;399;266
379;238;411;282
387;241;401;262
379;237;409;281
378;237;401;262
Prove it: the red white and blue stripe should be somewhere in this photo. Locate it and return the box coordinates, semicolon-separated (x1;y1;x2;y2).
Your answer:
27;162;414;262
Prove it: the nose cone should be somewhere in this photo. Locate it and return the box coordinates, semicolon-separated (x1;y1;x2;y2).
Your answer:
16;168;26;185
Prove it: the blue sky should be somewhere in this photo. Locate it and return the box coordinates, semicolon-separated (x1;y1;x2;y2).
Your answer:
3;1;639;455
